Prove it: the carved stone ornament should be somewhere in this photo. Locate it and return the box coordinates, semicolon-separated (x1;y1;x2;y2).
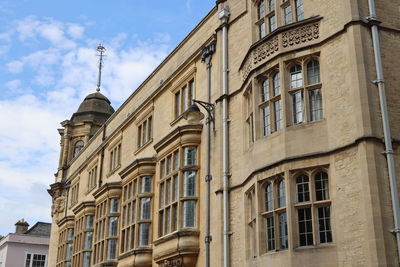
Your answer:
51;190;67;217
282;22;319;48
241;21;320;81
159;257;183;267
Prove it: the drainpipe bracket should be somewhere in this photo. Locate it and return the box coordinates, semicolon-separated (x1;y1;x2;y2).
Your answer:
381;150;394;155
390;228;400;234
372;79;384;85
205;175;213;182
366;16;382;26
205;235;213;243
224;232;234;236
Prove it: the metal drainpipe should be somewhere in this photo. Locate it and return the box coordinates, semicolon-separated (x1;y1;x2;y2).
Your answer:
367;0;400;262
218;4;231;267
205;47;212;267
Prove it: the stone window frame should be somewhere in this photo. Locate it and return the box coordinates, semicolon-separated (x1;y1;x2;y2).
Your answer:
292;168;332;248
70;181;80;208
244;85;255;145
245;186;257;260
93;197;120;264
258;67;282;137
108;142;122;174
72;214;94;267
120;174;153;254
280;0;303;25
56;220;75;267
137;113;153;150
158;145;199;238
259;175;288;253
24;252;47;267
255;0;277;40
87;165;98;193
286;56;323;126
173;78;195;119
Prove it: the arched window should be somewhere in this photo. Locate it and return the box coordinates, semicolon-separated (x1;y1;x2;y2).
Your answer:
273;72;280;96
307;60;320;85
73;140;84;157
265;183;273;211
296;174;310;202
277;180;286;208
315;171;329;201
290;64;302;89
261;79;269;102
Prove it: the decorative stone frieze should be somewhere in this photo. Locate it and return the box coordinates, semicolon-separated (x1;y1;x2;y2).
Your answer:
159;257;183;267
282;22;320;48
240;17;322;82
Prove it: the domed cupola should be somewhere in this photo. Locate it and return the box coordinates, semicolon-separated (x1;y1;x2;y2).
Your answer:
71;91;115;123
56;45;114;167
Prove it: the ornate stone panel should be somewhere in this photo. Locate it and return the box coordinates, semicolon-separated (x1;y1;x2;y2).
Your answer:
240;18;321;81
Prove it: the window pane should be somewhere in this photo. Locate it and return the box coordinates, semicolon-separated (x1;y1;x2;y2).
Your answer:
142;120;148;143
173;150;180;170
165;207;171;233
32;254;46;267
279;212;288;249
296;175;310;202
269;15;276;32
309;89;323;122
261;79;269;102
175;92;181;117
107;239;117;259
139;223;150;246
182;86;188;111
273;72;280;96
110;198;119;213
318;206;332;243
160;160;165;178
262;105;271;136
167;156;172;175
83;252;91;267
25;253;31;267
183;171;196;197
140;197;151;220
109;217;118;236
274;100;282;131
172;204;178;231
189;80;195;104
183;200;196;227
67;228;74;241
307;60;320;85
268;0;275;12
159;210;164;237
173;175;179;201
265;184;273;211
266;216;275;251
295;0;304;20
315;172;329;200
259;22;266;39
293;91;304;124
283;5;292;24
290;65;303;89
184;147;197;166
160;183;165;208
298;208;313;246
166;179;171;205
84;231;93;249
66;243;73;260
86;215;94;228
278;180;286;208
258;0;265;19
141;176;152;193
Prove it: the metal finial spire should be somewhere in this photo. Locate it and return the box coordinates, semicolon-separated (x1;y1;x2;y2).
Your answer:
96;44;106;92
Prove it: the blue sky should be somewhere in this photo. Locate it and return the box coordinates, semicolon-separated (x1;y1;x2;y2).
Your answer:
0;0;214;236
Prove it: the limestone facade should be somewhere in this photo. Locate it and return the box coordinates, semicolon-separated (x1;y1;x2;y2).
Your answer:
48;0;400;266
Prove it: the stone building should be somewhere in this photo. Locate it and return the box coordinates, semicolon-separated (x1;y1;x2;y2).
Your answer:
47;0;400;266
0;220;51;267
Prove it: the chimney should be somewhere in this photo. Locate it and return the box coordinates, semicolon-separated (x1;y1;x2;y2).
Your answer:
15;219;29;234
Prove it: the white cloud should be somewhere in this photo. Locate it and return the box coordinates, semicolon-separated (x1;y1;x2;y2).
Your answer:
0;15;172;236
6;60;23;73
67;24;84;39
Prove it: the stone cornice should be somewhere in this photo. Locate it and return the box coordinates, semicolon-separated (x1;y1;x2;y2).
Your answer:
153;124;203;154
93;181;122;199
72;201;95;215
118;157;156;179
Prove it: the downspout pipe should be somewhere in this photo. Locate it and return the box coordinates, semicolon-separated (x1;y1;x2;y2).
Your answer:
201;41;216;267
218;4;231;267
367;0;400;262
